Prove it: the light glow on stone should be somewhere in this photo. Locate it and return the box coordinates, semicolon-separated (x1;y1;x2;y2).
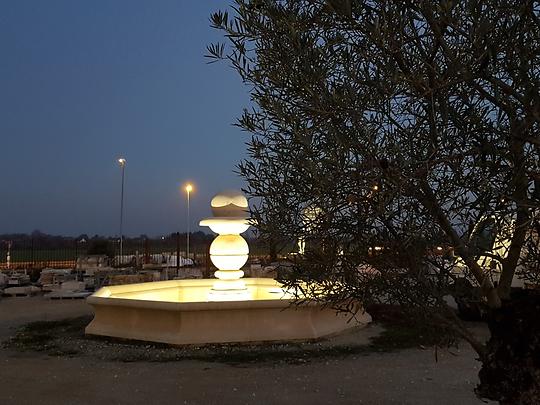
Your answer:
211;193;248;208
210;234;249;256
214;270;244;280
210;255;249;272
200;190;252;301
200;219;250;235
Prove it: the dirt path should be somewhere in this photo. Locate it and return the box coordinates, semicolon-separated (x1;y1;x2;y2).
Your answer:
0;296;92;338
0;297;491;405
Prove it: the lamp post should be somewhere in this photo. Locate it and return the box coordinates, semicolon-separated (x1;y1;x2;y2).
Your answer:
118;158;126;266
6;240;11;270
185;183;193;263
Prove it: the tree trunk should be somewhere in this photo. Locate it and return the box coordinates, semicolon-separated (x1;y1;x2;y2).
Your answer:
498;131;530;299
476;289;540;404
418;181;502;307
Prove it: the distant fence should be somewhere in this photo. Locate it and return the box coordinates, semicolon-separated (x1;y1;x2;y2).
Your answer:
0;239;83;270
0;236;211;270
0;234;284;271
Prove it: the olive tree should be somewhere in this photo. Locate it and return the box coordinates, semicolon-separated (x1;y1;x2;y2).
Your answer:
208;1;540;403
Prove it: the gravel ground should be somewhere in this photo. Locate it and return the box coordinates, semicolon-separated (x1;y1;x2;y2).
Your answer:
0;296;493;405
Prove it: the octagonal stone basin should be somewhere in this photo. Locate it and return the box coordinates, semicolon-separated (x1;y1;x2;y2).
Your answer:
85;278;370;345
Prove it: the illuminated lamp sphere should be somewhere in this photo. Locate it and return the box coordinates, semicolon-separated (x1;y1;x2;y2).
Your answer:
210;234;249;256
210;235;249;271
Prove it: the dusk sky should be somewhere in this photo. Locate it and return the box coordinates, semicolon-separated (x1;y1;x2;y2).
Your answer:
0;1;251;237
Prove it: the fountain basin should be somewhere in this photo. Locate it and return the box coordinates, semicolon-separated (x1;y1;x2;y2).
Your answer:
85;278;370;345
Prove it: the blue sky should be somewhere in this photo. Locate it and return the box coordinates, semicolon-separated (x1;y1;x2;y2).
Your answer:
0;1;251;236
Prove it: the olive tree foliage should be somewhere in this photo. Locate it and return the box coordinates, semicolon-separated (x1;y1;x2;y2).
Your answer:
208;0;540;351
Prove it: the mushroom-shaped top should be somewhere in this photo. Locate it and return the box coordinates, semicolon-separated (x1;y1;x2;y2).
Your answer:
211;190;248;218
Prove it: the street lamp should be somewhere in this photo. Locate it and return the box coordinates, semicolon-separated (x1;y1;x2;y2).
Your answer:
185;183;193;263
118;158;126;266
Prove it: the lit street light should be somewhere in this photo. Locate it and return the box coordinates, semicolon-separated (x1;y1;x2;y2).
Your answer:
118;158;126;265
185;183;193;263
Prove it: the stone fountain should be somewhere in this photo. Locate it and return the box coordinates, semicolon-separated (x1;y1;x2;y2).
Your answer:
85;191;370;345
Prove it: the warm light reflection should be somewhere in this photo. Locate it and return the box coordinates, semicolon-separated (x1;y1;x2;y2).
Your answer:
211;255;249;271
201;220;250;235
95;279;292;303
214;270;244;280
211;192;248;208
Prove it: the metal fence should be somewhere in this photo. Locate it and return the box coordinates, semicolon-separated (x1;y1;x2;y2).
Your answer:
0;235;211;271
0;233;285;277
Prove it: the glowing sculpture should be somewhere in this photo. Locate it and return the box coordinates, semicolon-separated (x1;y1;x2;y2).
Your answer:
200;190;251;300
85;190;372;345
